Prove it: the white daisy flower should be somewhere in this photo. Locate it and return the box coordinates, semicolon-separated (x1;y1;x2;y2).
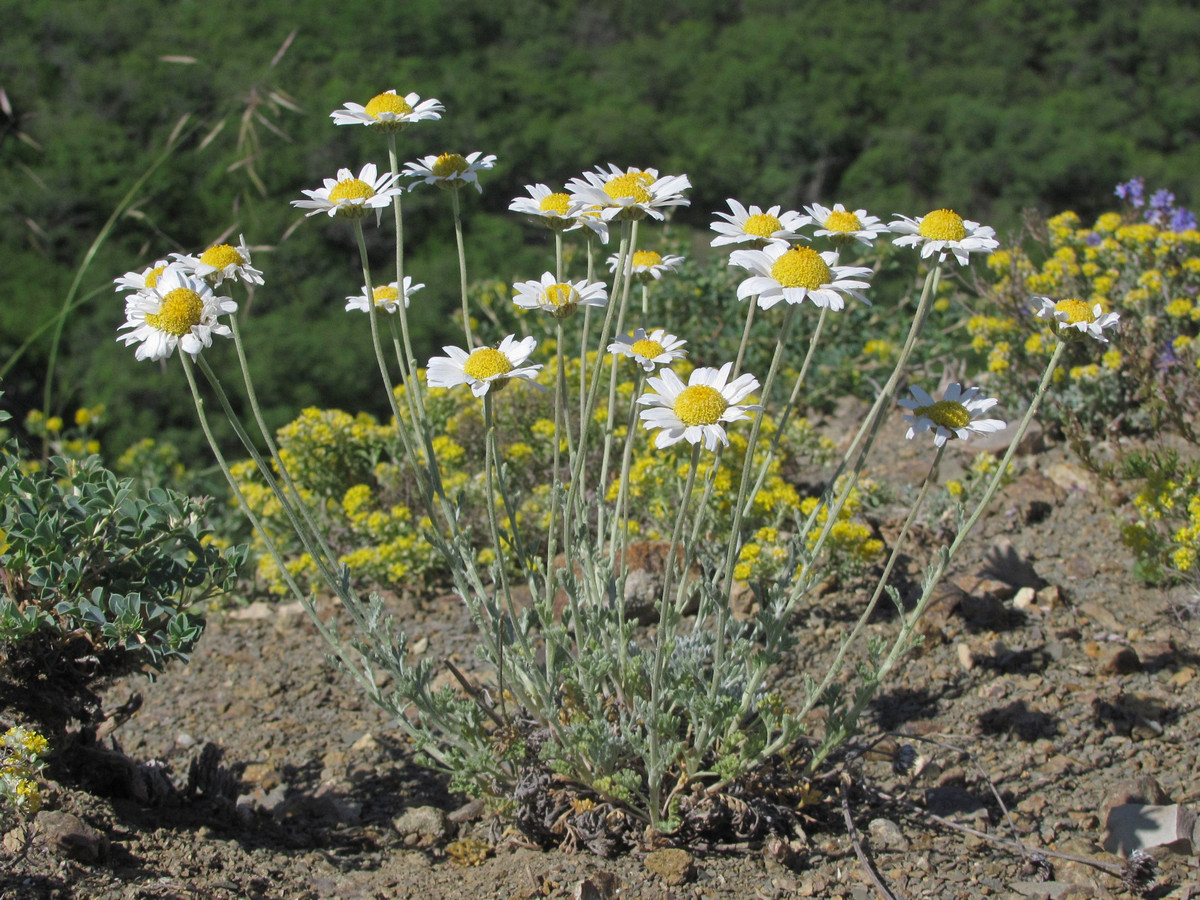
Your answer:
804;202;888;248
1033;296;1121;343
172;234;264;287
345;277;425;314
888;209;998;266
426;335;542;397
608;249;685;283
637;362;761;452
403;151;496;193
608;327;688;372
329;90;444;131
710;199;810;248
566;164;691;222
114;259;172;293
512;272;608;319
292;163;402;220
117;264;237;361
898;382;1005;448
729;244;872;311
508;183;589;232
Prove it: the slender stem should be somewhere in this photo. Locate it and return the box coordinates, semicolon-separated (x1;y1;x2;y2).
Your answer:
451;189;472;347
731;295;758;380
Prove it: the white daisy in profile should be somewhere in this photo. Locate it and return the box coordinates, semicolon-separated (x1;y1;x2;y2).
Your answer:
114;259;172;293
345;277;425;314
512;273;608;319
730;244;872;311
403;151;496;193
508;183;588;231
427;335;542;397
117;264;237;361
638;362;761;452
172;234;264;287
898;382;1005;447
608;249;685;283
566;164;691;222
292;163;402;220
608;327;687;372
888;209;998;265
1034;296;1120;343
329;90;444;131
710;199;809;248
804;202;888;248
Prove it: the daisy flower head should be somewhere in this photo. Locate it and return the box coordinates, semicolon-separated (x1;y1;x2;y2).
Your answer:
114;258;172;293
898;382;1005;448
1034;296;1120;343
608;249;685;283
609;327;687;372
638;362;761;452
804;202;888;248
509;183;588;232
566;164;691;222
329;90;444;132
729;244;872;311
888;208;998;266
292;163;402;221
512;272;608;320
403;151;496;193
173;234;264;287
117;263;237;362
710;199;810;249
345;277;425;314
426;335;542;397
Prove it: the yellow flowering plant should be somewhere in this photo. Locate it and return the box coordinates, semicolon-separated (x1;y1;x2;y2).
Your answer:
111;89;1108;846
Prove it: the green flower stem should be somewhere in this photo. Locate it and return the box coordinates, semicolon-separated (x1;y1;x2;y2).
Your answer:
482;393;516;714
194;353;339;591
739;306;829;520
451;189;473;347
647;441;702;832
555;230;564;283
542;321;570;614
225;318;339;571
731;295;758;379
787;261;943;615
803;339;1067;777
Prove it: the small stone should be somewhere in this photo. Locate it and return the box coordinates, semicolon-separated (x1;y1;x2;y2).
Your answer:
175;732;196;749
38;811;109;864
1169;666;1196;688
350;732;379;754
392;805;452;845
1078;600;1122;633
1100;646;1142;676
644;848;694;886
867;817;909;851
956;642;975;671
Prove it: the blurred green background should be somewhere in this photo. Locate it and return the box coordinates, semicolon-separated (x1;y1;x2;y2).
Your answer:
3;0;1198;460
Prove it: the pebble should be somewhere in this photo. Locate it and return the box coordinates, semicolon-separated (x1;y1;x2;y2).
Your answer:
1100;645;1142;675
37;810;109;864
643;848;694;885
392;805;452;845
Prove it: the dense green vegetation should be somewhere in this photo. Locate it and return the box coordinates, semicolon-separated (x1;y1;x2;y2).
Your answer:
3;0;1199;460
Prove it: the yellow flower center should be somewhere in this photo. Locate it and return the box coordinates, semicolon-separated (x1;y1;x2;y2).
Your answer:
743;213;783;238
603;173;652;204
673;384;728;426
364;92;413;119
539;193;571;215
545;283;578;309
631;338;665;359
1055;298;1096;324
463;347;513;381
770;247;831;289
145;288;204;336
199;244;245;270
432;153;470;178
919;209;967;242
373;286;401;305
912;400;970;431
144;265;167;288
329;178;376;203
632;250;662;268
824;209;862;232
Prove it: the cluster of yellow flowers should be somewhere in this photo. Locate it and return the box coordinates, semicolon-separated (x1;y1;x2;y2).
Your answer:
19;406;107;470
1124;470;1200;576
1;726;49;819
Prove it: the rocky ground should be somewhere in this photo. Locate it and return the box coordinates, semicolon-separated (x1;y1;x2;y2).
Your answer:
2;407;1199;899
